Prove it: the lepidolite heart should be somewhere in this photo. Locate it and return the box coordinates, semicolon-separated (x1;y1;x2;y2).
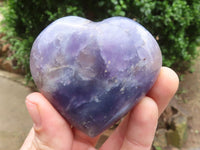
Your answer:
30;16;162;137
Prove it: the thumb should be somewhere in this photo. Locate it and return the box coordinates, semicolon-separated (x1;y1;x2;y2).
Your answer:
21;92;73;150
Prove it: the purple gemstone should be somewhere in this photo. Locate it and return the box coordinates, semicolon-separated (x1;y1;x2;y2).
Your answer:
30;16;162;137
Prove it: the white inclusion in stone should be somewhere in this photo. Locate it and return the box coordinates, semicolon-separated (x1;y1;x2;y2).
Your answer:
94;96;101;103
120;87;125;94
43;66;74;93
106;60;111;68
114;79;118;83
42;78;56;94
59;67;74;86
82;121;90;129
131;59;148;74
137;59;148;68
135;25;155;62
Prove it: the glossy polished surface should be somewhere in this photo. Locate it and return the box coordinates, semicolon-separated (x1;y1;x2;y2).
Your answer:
30;16;162;137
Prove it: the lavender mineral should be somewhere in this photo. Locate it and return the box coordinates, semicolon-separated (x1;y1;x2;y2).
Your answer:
30;16;162;137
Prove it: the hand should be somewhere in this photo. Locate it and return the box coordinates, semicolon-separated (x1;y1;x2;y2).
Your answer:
20;67;179;150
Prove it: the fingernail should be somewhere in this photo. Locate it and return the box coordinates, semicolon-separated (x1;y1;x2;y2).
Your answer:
26;99;41;130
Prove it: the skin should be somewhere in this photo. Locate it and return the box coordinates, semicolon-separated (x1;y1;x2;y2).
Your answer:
20;67;179;150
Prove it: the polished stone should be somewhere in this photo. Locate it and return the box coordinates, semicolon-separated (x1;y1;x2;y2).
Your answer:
30;16;162;137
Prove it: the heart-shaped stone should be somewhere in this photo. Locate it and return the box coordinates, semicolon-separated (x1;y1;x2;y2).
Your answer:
30;16;162;137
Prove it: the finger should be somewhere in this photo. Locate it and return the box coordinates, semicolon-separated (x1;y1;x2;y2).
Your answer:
120;97;158;150
147;67;179;115
99;114;129;150
24;92;73;150
100;97;158;150
20;128;35;150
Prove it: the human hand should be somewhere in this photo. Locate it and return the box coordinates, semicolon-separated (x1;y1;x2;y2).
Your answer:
20;67;179;150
